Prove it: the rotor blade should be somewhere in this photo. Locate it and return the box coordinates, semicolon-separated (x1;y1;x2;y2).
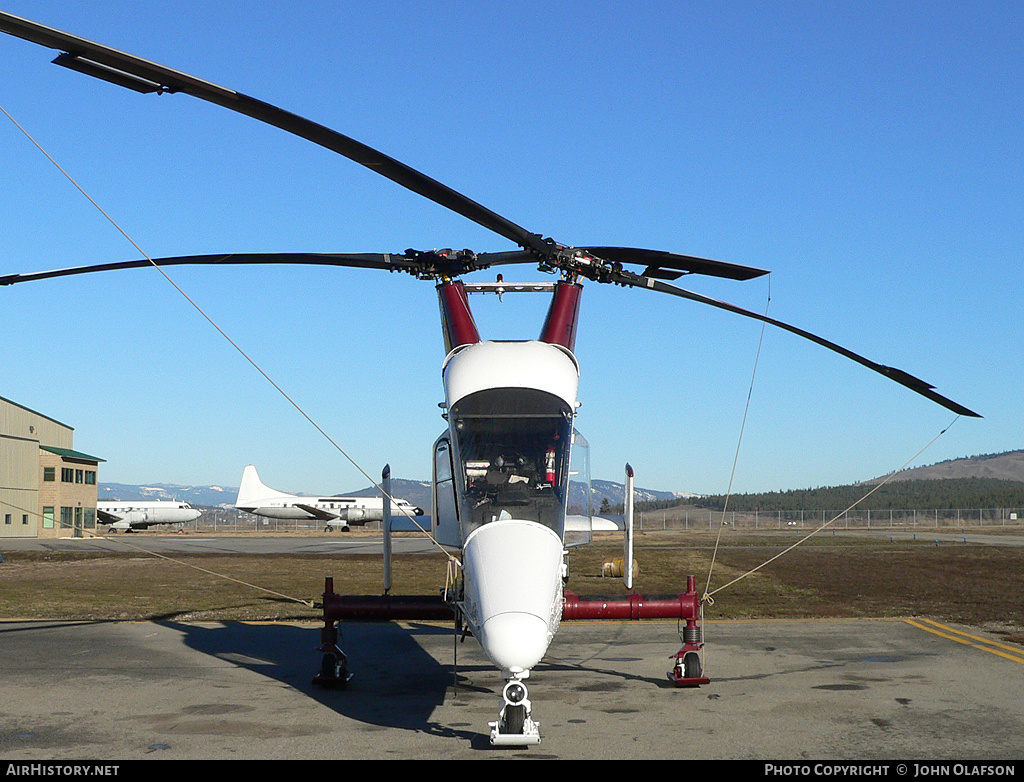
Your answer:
0;249;550;287
0;253;411;286
0;11;551;256
608;268;981;418
582;247;769;281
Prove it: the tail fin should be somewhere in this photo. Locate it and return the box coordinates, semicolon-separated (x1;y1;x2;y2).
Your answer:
234;465;294;507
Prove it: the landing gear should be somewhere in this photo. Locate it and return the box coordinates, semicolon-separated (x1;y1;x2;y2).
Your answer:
668;619;710;687
312;621;351;689
489;677;541;746
316;651;349;686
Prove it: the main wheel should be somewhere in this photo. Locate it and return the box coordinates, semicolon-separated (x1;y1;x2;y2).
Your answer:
683;651;702;679
320;653;339;678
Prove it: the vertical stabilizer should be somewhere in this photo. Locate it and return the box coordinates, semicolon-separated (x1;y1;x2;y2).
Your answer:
382;465;393;593
623;464;635;590
235;464;296;507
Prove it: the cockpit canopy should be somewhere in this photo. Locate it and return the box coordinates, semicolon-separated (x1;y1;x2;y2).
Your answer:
449;387;573;537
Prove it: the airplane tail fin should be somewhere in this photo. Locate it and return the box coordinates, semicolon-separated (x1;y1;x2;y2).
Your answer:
235;465;294;507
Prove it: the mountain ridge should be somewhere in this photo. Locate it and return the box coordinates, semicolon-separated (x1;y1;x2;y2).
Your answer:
97;477;682;511
864;449;1024;485
98;450;1024;509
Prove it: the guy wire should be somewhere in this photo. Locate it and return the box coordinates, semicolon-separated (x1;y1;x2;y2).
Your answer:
703;274;771;606
705;415;962;601
2;101;459;570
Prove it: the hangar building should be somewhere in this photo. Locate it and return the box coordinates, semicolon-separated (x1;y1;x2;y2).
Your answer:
1;395;104;539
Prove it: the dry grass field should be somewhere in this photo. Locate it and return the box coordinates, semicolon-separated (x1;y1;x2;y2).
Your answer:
1;529;1021;647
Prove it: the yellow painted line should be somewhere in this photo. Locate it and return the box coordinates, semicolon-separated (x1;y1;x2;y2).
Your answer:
917;617;1024;656
905;618;1024;665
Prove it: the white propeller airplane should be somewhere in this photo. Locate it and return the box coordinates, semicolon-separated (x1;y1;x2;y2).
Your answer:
97;500;202;532
234;464;424;531
0;11;979;746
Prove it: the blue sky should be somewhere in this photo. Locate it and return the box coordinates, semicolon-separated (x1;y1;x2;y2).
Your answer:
1;1;1020;497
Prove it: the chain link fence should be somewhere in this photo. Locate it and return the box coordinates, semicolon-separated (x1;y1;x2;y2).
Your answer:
118;506;1024;534
635;507;1024;531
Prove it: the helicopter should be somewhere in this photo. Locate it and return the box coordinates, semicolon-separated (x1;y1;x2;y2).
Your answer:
0;11;980;746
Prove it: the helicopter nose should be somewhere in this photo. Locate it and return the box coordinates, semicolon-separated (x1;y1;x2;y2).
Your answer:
479;612;551;673
462;519;565;674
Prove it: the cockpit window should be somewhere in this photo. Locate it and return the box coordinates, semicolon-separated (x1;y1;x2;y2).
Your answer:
450;388;573;536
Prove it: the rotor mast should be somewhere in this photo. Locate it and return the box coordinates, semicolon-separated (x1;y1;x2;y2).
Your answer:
438;273;585;355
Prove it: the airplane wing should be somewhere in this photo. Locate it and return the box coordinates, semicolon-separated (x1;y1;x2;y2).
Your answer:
96;509;120;524
295;504;339;522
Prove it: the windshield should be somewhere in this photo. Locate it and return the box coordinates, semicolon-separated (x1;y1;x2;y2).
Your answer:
450;388;573;537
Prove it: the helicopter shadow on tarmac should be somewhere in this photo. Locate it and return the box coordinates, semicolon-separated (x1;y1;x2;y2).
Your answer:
160;618;503;745
157;616;704;749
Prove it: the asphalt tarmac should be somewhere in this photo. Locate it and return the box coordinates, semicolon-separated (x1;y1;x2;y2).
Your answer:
1;615;1022;761
0;532;438;555
2;534;1022;761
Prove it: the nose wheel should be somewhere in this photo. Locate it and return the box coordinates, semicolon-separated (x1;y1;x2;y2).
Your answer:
489;677;541;746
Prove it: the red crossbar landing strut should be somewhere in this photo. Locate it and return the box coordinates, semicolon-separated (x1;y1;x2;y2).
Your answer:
314;575;710;688
562;575;709;687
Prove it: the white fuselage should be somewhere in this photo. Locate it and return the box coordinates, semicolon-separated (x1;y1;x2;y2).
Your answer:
241;496;421;523
443;340;580;677
97;501;202;530
233;464;423;525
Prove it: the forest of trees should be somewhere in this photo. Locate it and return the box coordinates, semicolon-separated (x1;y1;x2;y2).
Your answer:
681;478;1024;513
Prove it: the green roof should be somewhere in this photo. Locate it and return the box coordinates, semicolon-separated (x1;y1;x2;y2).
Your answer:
39;445;105;463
